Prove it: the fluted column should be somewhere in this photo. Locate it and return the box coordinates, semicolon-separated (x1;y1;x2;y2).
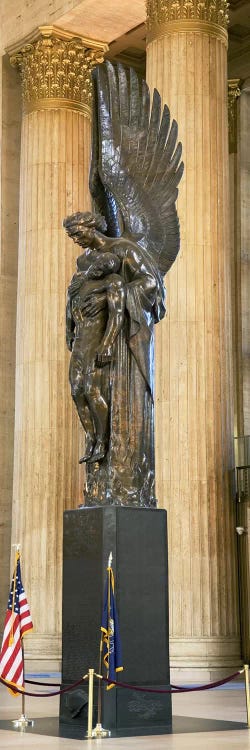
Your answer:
146;0;240;676
228;80;242;437
0;57;21;625
232;79;250;664
9;27;108;666
237;79;250;436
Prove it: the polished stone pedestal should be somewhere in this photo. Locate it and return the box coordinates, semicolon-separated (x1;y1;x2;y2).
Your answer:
60;506;171;736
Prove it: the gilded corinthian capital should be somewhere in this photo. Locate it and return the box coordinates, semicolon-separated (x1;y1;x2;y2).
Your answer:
9;26;108;116
146;0;229;44
228;79;241;154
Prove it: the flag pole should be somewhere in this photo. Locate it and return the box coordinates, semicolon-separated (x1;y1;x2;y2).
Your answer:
12;640;34;728
8;544;34;730
91;552;112;739
21;641;25;718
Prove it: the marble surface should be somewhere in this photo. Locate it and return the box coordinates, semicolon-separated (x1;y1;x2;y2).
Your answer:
0;676;249;749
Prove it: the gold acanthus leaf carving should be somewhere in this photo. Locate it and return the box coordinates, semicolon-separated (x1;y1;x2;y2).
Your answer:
228;79;241;154
10;35;105;112
146;0;229;30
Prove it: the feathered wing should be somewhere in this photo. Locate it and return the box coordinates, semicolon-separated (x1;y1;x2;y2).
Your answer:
89;61;184;276
89;68;124;238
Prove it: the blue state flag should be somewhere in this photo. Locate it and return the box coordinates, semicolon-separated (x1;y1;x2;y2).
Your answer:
101;564;123;689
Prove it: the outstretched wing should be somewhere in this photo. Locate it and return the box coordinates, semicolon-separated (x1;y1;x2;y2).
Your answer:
89;61;184;276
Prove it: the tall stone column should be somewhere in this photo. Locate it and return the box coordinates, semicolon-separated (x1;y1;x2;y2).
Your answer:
146;1;240;677
228;79;241;437
237;79;250;436
231;78;250;664
0;57;21;624
9;27;108;667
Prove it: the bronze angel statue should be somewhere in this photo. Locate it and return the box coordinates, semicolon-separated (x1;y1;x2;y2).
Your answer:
64;61;184;507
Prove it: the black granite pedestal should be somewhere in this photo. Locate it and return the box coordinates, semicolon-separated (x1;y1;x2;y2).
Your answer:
60;506;171;736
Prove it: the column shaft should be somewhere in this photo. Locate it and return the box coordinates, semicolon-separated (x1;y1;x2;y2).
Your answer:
9;27;108;666
228;80;242;437
238;81;250;435
0;57;21;624
147;20;240;674
11;107;91;663
233;79;250;664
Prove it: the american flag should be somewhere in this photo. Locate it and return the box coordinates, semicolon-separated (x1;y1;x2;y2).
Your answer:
0;551;33;694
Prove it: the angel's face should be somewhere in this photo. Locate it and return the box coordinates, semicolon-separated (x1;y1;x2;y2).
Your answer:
68;224;96;249
63;212;96;247
78;225;96;247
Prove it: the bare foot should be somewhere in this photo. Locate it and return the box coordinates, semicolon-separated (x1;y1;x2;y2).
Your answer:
87;439;107;463
79;451;92;464
79;437;94;463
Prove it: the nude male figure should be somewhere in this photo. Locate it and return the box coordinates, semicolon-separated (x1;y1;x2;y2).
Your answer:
65;219;125;464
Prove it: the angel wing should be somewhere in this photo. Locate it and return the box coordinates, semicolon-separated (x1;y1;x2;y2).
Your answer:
89;61;184;277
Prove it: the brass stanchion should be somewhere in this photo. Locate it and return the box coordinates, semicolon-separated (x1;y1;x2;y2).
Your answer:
85;668;94;738
244;664;250;727
91;670;111;738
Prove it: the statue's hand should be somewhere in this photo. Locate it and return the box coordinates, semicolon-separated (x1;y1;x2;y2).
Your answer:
96;344;113;367
82;292;106;318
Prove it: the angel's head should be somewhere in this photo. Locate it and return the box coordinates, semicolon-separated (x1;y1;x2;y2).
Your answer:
63;211;107;248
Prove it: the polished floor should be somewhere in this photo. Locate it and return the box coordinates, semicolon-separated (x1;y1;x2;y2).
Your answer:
0;675;249;749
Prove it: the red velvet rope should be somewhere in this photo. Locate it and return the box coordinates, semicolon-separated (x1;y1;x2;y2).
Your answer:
170;672;243;691
0;675;85;697
0;669;243;698
102;670;242;694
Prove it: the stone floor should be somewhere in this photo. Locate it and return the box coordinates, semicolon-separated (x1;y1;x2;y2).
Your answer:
0;675;249;749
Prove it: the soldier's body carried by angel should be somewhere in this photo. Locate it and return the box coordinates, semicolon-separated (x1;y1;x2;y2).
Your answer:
65;210;164;465
64;61;183;505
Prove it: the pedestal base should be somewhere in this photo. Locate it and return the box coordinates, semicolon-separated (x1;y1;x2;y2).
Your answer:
60;506;171;736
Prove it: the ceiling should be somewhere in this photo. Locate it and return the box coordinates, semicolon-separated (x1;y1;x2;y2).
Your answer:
228;0;250;78
106;23;146;75
56;0;145;44
105;0;250;80
3;0;249;81
55;0;250;80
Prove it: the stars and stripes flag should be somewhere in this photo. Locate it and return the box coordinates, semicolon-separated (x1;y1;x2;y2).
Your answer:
0;550;33;695
101;559;123;690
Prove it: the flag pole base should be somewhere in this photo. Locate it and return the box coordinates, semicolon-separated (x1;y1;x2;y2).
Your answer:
12;715;34;729
91;722;111;738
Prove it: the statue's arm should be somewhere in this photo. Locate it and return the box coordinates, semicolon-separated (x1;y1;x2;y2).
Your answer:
124;248;157;300
66;296;75;351
81;291;107;318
